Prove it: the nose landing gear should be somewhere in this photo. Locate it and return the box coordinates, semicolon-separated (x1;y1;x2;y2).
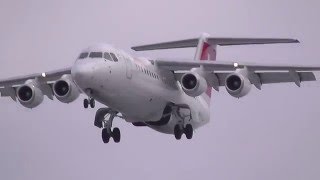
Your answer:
83;98;95;108
95;108;121;143
174;124;193;140
83;89;95;109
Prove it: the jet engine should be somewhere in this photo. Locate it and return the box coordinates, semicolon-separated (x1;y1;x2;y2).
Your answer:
17;80;44;108
225;70;252;98
53;75;80;103
181;72;207;97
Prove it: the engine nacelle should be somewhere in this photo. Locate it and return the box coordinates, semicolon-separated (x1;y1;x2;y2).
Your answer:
181;72;207;97
16;80;44;108
53;75;80;103
225;69;252;98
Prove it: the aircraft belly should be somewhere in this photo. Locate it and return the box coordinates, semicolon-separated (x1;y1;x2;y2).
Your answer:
93;74;167;122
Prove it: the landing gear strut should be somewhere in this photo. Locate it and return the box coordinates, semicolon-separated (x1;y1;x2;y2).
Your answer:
83;98;95;108
174;124;193;140
95;108;121;143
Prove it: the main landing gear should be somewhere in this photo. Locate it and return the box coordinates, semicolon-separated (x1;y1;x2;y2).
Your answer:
83;98;95;108
174;124;193;140
95;108;121;143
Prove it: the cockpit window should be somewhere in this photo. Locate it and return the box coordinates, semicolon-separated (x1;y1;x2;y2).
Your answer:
89;52;103;58
104;52;113;61
78;52;89;59
110;53;119;62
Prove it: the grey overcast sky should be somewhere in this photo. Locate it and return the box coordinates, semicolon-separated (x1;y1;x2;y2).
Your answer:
1;0;320;179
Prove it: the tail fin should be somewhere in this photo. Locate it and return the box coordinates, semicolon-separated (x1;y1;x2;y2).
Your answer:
194;33;217;61
194;33;216;103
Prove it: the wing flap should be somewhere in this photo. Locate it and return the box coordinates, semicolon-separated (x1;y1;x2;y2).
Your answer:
162;60;320;88
0;87;17;101
258;72;316;84
207;72;316;87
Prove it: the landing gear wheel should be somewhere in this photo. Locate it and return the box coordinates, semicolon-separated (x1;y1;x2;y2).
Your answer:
90;98;95;108
102;128;110;143
83;99;89;109
185;124;193;139
112;127;121;143
174;125;183;140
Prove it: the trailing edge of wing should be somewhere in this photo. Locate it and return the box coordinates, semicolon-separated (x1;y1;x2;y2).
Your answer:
132;37;299;51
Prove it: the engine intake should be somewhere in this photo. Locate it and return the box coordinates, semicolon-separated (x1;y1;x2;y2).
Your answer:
53;75;79;103
225;71;252;98
17;86;33;102
54;80;70;97
181;72;207;97
226;75;242;91
17;81;44;108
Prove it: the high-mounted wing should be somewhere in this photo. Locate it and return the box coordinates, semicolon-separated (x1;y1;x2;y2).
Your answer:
0;67;80;108
153;60;320;72
133;33;318;98
153;59;320;93
0;67;71;87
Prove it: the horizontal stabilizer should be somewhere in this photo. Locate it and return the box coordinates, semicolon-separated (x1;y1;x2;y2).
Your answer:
132;37;299;51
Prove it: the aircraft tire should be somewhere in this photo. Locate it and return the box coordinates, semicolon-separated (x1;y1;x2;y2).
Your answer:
174;125;182;140
112;127;121;143
185;124;193;139
102;128;110;143
90;98;95;108
83;99;89;108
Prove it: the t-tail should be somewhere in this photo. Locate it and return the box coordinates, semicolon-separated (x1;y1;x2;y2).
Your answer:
194;33;217;104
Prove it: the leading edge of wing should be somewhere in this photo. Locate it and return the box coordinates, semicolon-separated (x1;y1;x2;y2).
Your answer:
154;59;320;72
0;67;71;87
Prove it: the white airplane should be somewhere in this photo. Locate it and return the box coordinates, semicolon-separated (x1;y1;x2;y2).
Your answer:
1;33;319;143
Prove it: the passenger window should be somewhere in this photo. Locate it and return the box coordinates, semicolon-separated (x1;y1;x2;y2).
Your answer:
89;52;103;58
78;52;89;59
110;53;118;62
104;52;113;61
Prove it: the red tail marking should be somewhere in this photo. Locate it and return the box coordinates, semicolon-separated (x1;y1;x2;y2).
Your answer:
199;42;216;97
200;42;216;60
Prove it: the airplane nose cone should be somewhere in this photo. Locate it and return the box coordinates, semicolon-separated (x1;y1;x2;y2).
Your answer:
71;62;94;89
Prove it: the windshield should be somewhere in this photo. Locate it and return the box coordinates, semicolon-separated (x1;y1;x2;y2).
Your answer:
78;52;89;59
104;52;113;61
89;52;103;58
110;53;118;62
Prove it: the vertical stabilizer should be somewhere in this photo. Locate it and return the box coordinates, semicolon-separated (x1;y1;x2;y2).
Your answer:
195;33;216;104
194;33;217;61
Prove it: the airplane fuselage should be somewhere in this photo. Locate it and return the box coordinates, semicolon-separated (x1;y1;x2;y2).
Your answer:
71;44;210;134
